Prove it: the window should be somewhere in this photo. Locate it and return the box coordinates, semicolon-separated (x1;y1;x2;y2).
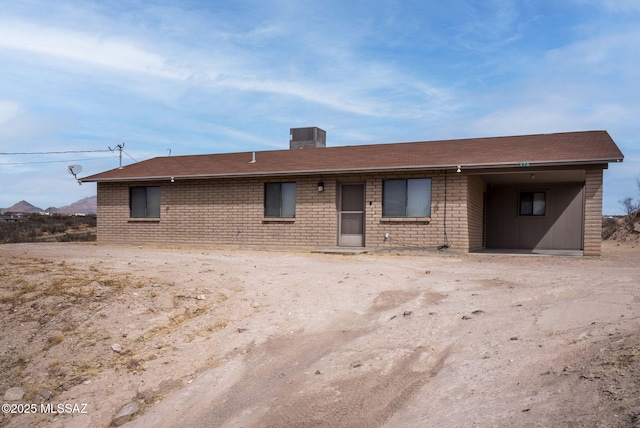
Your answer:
130;187;161;218
383;178;431;217
519;191;546;216
264;182;296;218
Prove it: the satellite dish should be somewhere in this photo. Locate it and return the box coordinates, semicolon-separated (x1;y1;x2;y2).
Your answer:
68;164;83;185
68;165;83;176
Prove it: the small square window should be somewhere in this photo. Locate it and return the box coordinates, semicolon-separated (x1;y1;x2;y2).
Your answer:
130;187;161;218
264;182;296;218
519;192;545;216
382;178;432;217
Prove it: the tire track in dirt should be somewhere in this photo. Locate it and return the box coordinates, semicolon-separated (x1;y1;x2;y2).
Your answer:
184;290;450;427
258;345;452;428
188;328;371;427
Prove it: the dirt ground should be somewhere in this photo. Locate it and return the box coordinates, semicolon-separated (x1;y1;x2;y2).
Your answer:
1;241;639;427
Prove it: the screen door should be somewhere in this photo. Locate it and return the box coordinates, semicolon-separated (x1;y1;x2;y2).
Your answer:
339;183;365;246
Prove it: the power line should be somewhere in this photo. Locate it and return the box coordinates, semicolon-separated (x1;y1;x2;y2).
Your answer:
0;149;112;155
0;156;115;166
1;143;142;167
122;149;138;163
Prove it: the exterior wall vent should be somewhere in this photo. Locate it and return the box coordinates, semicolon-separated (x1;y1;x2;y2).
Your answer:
290;127;326;149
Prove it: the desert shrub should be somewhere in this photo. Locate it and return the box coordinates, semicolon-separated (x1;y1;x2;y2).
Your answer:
0;214;96;243
57;232;97;242
602;216;619;240
619;197;640;220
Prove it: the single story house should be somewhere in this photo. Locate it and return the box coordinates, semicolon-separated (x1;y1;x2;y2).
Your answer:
82;128;624;255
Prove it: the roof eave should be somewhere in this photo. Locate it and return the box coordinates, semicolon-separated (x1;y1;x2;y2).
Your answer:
80;157;623;183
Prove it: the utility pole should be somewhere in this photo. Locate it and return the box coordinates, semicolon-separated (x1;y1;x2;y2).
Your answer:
109;143;125;169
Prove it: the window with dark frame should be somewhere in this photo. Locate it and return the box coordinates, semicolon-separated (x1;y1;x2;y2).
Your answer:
130;186;161;218
264;182;296;218
382;178;432;217
519;191;546;216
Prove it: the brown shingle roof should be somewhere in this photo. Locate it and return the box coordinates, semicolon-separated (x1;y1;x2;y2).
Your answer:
81;130;623;182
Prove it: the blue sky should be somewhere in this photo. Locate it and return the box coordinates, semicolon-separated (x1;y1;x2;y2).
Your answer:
0;0;638;214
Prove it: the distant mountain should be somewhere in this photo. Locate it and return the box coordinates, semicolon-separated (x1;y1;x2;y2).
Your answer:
5;200;43;213
56;196;97;215
2;196;97;215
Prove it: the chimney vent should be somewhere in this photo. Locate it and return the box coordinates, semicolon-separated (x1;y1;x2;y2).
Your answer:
290;127;326;149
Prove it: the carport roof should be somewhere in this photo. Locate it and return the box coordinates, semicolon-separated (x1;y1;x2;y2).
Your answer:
81;130;623;182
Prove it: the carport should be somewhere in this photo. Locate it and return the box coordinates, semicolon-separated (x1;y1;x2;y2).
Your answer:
481;169;590;252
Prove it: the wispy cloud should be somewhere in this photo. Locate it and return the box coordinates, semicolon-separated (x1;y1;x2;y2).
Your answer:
0;20;186;79
0;100;21;126
546;29;640;79
0;16;450;120
0;99;66;145
206;124;284;150
451;0;523;51
576;0;640;12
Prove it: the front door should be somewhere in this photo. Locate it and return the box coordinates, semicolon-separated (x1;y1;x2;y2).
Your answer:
339;183;365;247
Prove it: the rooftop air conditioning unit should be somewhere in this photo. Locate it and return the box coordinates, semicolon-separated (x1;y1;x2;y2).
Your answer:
290;127;326;149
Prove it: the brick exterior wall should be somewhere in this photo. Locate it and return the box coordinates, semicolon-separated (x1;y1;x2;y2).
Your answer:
98;176;338;247
466;175;487;251
583;169;604;256
364;171;466;250
96;168;606;255
96;171;471;250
